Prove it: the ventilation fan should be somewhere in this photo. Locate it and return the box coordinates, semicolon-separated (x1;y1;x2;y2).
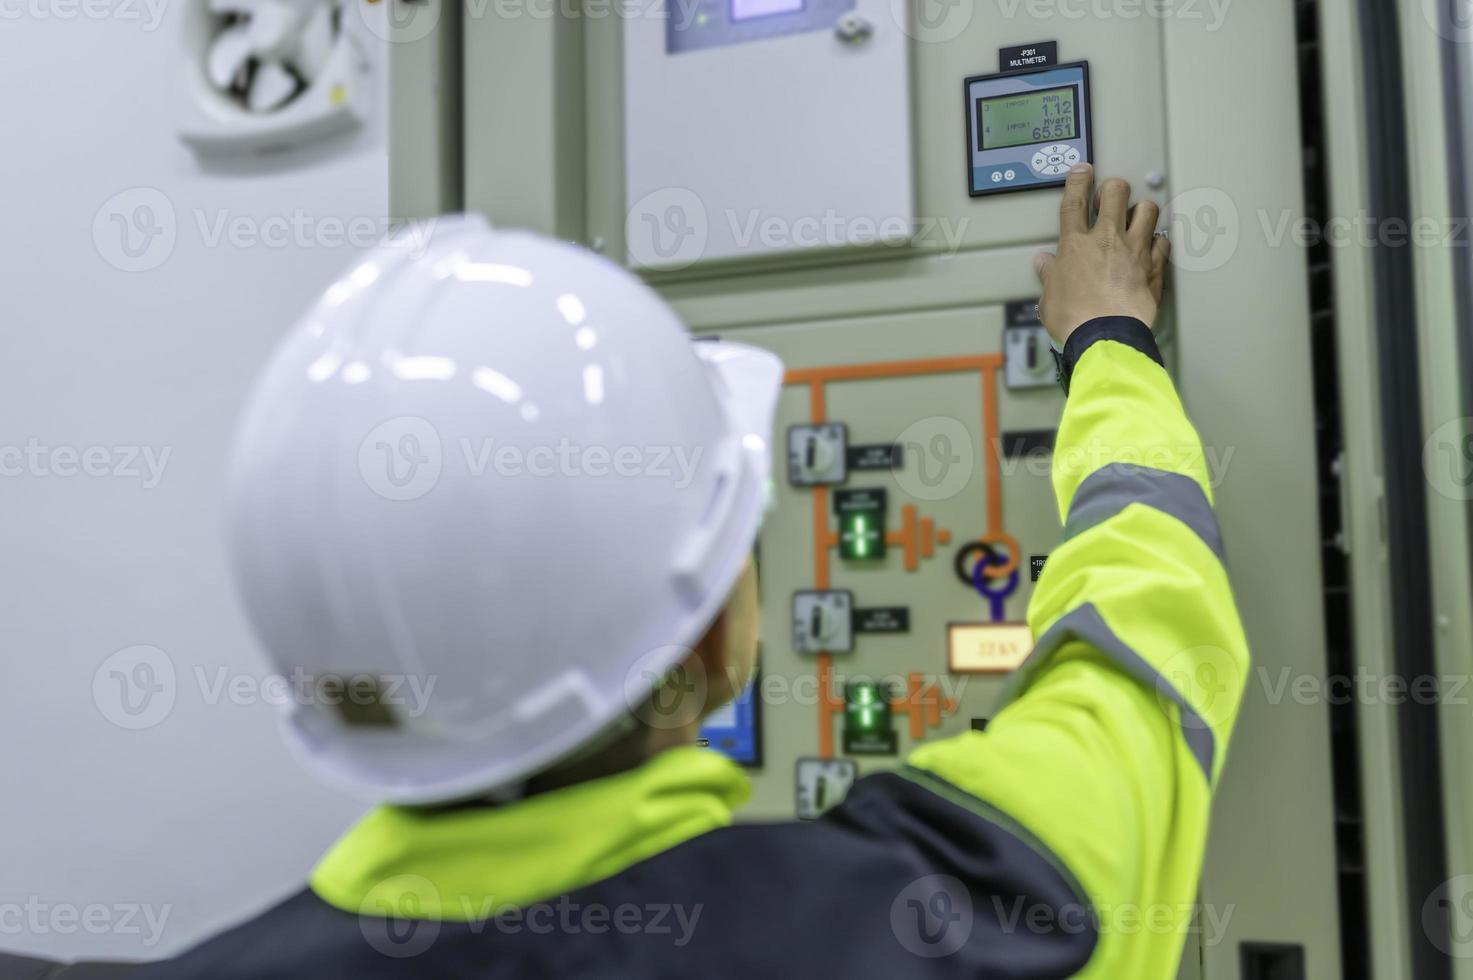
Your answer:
178;0;370;156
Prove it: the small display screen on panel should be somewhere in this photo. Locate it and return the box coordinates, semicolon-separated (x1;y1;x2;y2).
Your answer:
976;86;1078;151
731;0;803;20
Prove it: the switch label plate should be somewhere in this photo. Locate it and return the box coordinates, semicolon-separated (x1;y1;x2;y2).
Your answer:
847;443;902;471
854;606;910;633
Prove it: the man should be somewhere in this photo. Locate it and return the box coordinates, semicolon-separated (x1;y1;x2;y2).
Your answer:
142;165;1245;978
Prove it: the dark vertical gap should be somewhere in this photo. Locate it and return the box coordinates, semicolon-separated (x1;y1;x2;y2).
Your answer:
1442;0;1473;604
443;0;465;213
1356;0;1453;976
1292;2;1369;976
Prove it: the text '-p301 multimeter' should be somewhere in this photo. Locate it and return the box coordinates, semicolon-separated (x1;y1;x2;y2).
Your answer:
963;61;1093;197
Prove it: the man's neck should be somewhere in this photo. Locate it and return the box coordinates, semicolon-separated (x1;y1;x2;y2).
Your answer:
523;721;698;798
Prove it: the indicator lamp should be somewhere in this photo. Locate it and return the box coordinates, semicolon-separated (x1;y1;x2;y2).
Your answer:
843;679;897;755
843;512;881;559
834;487;887;561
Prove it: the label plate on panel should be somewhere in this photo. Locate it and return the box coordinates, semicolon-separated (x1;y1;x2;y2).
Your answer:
948;622;1034;673
847;443;902;471
854;606;910;633
999;41;1057;71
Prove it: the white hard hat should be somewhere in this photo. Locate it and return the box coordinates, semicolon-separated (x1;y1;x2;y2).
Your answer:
226;216;782;804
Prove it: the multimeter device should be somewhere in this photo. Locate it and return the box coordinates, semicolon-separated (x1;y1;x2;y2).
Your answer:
963;62;1092;196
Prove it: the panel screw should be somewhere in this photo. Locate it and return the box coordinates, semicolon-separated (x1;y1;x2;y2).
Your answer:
1145;170;1167;191
835;12;872;43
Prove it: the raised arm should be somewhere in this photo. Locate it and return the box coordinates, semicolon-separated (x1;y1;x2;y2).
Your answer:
905;166;1249;977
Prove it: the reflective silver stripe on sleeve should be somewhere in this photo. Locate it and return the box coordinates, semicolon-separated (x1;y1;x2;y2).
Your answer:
1063;463;1225;564
997;603;1217;782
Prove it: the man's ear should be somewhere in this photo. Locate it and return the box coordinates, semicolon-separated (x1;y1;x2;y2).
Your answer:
685;556;760;718
690;607;741;715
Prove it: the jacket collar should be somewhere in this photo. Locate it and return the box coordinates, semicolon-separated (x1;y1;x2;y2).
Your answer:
310;747;750;920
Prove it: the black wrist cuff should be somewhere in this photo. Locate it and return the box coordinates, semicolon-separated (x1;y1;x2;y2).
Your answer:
1054;316;1163;395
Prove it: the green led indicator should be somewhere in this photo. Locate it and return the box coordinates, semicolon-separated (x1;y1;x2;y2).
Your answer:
843;680;896;754
835;489;886;561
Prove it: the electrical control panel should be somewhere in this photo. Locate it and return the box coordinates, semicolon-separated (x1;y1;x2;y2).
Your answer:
693;306;1070;819
427;0;1350;967
622;0;912;267
666;0;855;54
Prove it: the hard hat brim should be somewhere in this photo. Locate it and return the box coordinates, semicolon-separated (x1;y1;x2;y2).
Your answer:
692;340;785;468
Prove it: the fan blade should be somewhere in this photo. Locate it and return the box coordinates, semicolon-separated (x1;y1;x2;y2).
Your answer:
207;24;255;89
246;0;304;57
290;2;333;82
248;59;300;111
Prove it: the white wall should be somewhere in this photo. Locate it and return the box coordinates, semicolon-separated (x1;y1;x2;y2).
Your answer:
0;4;394;961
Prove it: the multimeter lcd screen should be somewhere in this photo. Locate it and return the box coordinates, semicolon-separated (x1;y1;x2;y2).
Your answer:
976;87;1078;151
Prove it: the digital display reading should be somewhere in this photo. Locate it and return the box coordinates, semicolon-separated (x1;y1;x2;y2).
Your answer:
977;86;1077;151
730;0;803;21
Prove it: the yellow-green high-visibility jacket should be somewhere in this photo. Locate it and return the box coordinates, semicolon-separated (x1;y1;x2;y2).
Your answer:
135;316;1247;980
909;315;1249;975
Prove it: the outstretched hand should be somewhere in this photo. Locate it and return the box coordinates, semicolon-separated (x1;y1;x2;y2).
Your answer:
1033;164;1170;346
